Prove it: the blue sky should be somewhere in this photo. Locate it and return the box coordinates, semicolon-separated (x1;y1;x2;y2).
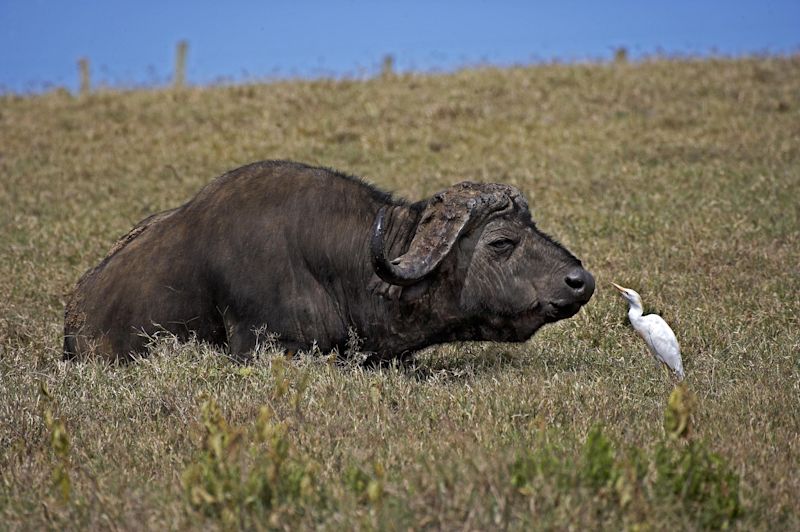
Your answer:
1;1;798;93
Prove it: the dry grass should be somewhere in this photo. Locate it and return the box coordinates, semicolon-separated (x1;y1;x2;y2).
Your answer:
1;56;799;530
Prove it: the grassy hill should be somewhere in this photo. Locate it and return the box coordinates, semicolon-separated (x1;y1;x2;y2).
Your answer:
1;56;798;529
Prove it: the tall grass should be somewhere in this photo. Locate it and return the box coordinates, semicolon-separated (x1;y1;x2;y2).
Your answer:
1;56;799;529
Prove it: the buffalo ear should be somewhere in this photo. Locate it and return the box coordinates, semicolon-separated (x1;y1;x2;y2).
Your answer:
399;279;430;301
367;274;430;301
370;182;523;287
368;274;403;300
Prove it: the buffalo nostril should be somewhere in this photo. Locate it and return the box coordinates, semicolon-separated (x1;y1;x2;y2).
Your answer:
564;268;595;302
565;271;585;291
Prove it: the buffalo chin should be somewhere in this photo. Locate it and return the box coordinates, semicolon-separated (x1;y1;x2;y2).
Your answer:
543;300;584;321
477;312;546;343
478;300;587;343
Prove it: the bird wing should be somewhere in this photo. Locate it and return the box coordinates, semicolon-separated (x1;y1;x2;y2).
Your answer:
640;314;683;375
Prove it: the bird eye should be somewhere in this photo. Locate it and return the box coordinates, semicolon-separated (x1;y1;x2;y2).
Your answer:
488;238;516;253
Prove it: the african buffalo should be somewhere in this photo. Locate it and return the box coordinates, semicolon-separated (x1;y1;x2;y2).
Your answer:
64;160;594;363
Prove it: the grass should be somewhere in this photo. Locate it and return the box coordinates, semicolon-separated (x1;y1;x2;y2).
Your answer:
1;55;799;529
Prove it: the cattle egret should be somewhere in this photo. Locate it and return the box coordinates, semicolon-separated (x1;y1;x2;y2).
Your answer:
611;282;685;381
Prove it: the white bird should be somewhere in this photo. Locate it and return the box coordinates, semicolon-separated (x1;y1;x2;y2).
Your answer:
611;282;685;381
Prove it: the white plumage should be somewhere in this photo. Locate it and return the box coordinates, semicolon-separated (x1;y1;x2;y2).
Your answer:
611;282;685;381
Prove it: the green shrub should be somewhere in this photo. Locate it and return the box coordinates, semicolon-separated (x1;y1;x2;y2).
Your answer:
344;463;384;504
40;382;72;504
581;425;617;489
510;394;742;529
653;441;741;529
510;443;567;494
182;398;318;527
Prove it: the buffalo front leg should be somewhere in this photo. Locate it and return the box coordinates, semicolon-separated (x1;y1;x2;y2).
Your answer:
222;312;297;362
221;312;261;363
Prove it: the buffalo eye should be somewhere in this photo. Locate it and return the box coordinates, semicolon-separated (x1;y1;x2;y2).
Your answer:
487;238;516;255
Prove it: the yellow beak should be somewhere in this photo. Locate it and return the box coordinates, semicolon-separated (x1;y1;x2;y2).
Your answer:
610;282;628;293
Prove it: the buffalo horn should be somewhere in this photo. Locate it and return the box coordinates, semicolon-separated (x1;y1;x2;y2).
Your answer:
371;182;518;287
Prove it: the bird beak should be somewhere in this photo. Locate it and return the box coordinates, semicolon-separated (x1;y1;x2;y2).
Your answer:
610;282;627;293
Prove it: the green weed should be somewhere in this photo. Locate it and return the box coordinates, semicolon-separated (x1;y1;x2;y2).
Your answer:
39;383;72;504
511;404;741;529
344;462;385;505
653;440;741;529
182;398;319;528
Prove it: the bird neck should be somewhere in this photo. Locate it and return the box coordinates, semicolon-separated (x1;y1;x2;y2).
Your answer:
627;301;643;321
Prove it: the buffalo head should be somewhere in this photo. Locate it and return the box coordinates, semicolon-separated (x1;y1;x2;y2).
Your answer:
370;181;594;344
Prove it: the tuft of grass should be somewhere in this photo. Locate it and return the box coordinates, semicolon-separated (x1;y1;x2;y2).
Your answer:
1;56;799;529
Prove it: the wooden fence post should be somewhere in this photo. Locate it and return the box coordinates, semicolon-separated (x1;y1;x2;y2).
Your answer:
78;57;90;96
175;40;188;88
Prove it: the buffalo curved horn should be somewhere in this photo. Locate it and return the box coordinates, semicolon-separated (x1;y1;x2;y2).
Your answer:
370;206;420;286
371;182;521;286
